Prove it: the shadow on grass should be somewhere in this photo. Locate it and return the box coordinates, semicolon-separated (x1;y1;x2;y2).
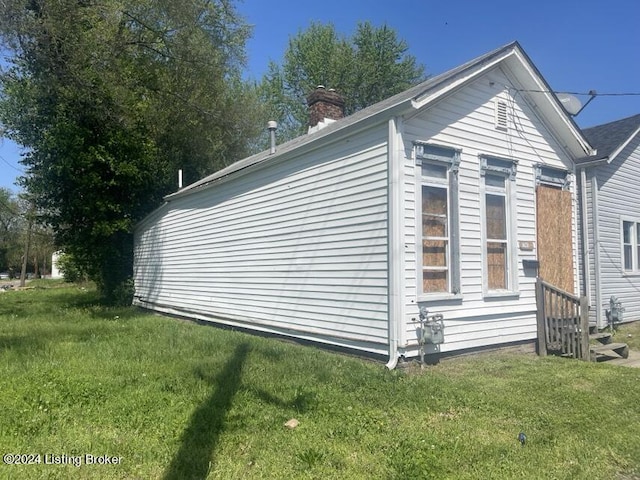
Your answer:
0;286;100;318
251;388;317;414
0;285;144;323
163;343;250;480
0;286;139;356
0;322;116;356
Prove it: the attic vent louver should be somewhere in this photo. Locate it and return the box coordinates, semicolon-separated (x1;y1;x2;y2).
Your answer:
495;99;508;131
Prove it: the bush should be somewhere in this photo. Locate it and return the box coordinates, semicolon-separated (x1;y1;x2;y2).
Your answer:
108;277;135;306
55;252;89;283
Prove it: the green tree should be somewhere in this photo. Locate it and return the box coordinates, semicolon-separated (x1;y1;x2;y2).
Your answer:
0;0;262;302
259;21;425;143
0;187;22;273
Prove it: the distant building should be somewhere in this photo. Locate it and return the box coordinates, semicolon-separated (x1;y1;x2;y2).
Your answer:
51;251;63;279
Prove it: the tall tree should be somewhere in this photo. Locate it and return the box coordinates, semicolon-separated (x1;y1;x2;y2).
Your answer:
0;187;22;273
259;21;425;143
0;0;262;302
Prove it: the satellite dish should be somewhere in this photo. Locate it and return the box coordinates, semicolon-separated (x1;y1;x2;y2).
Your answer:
557;93;583;116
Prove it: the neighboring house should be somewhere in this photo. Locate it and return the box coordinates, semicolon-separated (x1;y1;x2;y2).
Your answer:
133;42;594;367
577;114;640;329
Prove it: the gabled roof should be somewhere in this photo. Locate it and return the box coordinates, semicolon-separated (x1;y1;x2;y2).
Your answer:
579;113;640;165
168;41;594;201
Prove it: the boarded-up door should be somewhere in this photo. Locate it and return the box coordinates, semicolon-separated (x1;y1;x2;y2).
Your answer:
536;184;574;293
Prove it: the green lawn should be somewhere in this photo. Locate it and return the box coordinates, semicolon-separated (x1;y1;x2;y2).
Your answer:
0;281;639;479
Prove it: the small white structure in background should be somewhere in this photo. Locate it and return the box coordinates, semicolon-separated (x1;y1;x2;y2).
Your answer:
51;251;63;279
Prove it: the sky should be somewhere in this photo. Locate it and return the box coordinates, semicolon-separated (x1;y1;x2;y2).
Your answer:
1;0;639;193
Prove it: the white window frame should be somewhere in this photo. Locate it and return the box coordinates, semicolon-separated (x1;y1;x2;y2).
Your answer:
480;155;519;297
621;218;640;274
415;143;461;301
535;165;572;190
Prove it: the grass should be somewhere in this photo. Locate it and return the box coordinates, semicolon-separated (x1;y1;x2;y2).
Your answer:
615;321;640;351
0;281;639;479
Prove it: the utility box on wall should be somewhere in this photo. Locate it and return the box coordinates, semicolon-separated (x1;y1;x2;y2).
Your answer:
419;308;445;345
606;296;624;327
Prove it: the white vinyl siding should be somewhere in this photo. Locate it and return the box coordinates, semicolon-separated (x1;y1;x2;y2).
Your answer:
584;133;640;325
134;126;391;354
134;56;589;360
401;66;578;355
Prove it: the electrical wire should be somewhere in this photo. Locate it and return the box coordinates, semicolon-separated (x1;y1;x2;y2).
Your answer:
512;89;640;97
0;153;23;172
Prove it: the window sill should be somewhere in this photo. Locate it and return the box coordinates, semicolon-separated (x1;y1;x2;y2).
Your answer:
622;272;640;277
417;293;463;302
483;291;520;300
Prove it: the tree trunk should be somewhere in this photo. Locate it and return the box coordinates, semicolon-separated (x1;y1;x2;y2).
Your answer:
20;218;33;287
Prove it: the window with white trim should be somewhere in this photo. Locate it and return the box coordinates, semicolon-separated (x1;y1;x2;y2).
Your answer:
486;175;508;289
622;220;640;272
415;143;460;296
480;156;518;294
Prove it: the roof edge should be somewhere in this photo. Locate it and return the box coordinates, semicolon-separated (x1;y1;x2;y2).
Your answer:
608;123;640;163
165;40;594;202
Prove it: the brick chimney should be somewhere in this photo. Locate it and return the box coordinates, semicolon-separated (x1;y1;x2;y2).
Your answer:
307;85;345;133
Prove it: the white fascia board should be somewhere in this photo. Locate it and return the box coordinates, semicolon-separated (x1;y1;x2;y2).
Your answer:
506;50;595;159
575;157;608;169
410;50;514;111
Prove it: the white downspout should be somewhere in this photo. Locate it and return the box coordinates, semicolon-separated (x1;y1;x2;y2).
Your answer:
579;168;591;306
591;175;603;328
386;116;405;369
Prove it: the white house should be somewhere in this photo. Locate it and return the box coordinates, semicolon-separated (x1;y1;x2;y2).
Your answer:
577;114;640;329
133;42;594;367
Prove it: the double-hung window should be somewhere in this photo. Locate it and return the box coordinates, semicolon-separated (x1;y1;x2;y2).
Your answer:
415;143;460;297
485;174;508;289
622;220;640;272
480;156;518;294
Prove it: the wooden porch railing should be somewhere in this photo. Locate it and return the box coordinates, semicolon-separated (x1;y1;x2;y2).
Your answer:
536;278;589;360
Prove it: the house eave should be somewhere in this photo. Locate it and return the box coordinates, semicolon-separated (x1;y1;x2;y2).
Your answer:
410;47;516;110
575;155;609;168
505;49;595;160
166;43;528;202
165;101;413;202
164;41;594;204
606;126;640;164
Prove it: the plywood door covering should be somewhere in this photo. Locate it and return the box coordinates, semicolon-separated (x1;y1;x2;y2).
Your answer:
536;185;574;293
422;185;448;293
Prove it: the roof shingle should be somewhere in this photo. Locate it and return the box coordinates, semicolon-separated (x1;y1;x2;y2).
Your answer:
581;113;640;161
